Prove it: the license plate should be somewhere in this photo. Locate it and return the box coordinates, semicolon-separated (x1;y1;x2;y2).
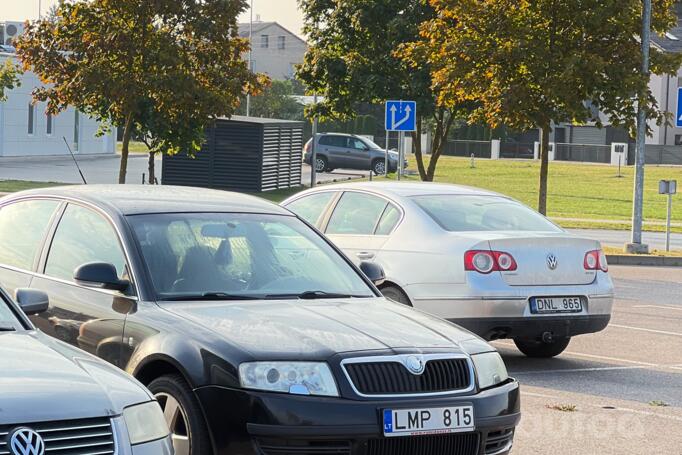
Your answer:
383;406;474;437
531;296;584;314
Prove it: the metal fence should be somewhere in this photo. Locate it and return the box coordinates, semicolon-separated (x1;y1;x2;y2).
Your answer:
554;143;611;164
644;145;682;165
442;140;492;158
500;142;535;159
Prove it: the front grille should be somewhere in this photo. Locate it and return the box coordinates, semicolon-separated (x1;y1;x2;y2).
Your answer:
366;433;480;455
344;357;472;395
484;428;514;454
0;417;115;455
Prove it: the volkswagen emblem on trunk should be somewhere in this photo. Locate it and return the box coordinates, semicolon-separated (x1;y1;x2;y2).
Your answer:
547;254;558;271
9;428;45;455
405;355;425;375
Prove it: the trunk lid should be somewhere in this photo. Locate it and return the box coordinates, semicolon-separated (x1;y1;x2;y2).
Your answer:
487;233;600;286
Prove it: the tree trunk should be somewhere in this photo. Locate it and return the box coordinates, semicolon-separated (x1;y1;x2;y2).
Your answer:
425;110;455;181
148;151;156;184
538;121;552;215
119;115;133;184
413;117;427;180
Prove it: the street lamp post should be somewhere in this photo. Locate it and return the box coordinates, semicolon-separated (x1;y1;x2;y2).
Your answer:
246;0;253;117
626;0;651;254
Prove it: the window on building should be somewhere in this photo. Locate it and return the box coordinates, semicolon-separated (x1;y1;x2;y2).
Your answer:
27;103;35;135
261;35;269;48
278;36;286;50
46;113;53;135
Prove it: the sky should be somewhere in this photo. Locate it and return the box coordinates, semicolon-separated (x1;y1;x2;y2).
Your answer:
2;0;305;37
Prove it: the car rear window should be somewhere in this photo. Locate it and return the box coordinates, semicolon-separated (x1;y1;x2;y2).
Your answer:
411;195;561;232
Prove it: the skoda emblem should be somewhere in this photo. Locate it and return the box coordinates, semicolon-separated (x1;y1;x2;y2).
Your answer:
405;355;425;375
9;428;45;455
547;254;558;271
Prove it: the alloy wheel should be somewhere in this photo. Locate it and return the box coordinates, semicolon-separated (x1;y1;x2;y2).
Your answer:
156;392;191;455
315;158;326;172
374;161;386;175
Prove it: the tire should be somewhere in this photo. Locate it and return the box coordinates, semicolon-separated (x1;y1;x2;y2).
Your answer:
381;285;411;306
148;374;212;455
372;159;386;175
514;337;571;358
314;156;328;173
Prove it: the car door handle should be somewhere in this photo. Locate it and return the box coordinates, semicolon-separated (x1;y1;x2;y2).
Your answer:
357;252;375;260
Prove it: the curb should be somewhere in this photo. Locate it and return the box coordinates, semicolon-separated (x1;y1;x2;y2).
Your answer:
606;254;682;267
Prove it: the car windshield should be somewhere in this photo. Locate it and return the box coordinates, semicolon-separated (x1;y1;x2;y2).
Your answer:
0;296;21;331
127;213;375;300
362;137;384;150
411;195;561;232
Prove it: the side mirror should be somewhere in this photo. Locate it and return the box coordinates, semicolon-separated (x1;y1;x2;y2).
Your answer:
15;289;50;315
74;262;129;292
359;261;386;287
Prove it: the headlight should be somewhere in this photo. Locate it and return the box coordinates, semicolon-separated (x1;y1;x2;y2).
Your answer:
471;352;509;390
123;401;170;445
239;361;339;397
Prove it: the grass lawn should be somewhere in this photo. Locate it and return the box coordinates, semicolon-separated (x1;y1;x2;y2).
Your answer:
0;180;64;193
116;141;149;154
368;156;682;232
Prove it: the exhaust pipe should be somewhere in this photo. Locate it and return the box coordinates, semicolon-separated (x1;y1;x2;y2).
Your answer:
542;332;554;343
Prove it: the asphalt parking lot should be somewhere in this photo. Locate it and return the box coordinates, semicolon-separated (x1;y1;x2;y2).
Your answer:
498;265;682;454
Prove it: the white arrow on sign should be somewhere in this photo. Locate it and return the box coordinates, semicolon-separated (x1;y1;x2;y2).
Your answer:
390;104;412;130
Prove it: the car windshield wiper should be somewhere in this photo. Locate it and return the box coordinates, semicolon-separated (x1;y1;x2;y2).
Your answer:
266;291;372;300
159;292;262;302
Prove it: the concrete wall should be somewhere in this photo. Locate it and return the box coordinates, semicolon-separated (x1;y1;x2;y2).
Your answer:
0;53;116;157
248;23;307;80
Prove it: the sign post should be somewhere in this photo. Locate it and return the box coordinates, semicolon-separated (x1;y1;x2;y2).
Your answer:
659;180;677;252
385;100;417;179
310;93;318;187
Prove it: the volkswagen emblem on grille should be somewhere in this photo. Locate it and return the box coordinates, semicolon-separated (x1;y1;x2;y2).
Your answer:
9;428;45;455
404;355;425;375
546;254;558;271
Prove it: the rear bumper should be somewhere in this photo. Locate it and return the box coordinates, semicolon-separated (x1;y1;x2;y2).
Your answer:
195;380;520;455
451;314;611;341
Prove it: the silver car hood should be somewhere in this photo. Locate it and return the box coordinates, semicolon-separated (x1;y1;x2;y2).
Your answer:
0;331;151;425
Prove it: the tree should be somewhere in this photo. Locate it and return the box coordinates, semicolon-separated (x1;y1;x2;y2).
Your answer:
237;80;305;120
412;0;682;214
17;0;266;183
0;59;21;101
297;0;458;181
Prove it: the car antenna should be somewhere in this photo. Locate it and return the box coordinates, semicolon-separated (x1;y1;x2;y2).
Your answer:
62;136;87;184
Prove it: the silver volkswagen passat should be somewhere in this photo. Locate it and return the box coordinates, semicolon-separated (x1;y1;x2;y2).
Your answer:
283;182;615;358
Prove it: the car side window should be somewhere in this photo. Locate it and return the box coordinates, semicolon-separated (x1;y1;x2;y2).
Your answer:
326;192;388;235
286;192;336;226
45;204;127;282
327;136;346;147
319;136;333;146
348;138;368;150
375;204;401;235
0;200;60;270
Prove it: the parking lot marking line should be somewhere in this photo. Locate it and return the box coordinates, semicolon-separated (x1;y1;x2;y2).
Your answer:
632;305;682;312
610;324;682;337
561;351;658;367
510;365;650;375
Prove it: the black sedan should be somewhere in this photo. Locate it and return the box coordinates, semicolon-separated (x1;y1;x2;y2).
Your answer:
0;185;520;455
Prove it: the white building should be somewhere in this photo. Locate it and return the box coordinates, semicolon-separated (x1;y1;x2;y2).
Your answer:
238;21;307;80
0;52;116;157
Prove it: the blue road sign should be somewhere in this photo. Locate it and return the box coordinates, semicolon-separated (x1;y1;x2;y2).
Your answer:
385;100;417;132
677;88;682;128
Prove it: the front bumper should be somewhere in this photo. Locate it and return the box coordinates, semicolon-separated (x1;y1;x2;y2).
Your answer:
111;416;174;455
195;380;520;455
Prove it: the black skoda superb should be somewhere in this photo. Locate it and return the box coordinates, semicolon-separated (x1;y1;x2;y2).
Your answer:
0;185;520;455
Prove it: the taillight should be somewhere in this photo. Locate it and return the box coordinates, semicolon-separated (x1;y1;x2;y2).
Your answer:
584;250;608;272
304;140;312;153
465;250;517;274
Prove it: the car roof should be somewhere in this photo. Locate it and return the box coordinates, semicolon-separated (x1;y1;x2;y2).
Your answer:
2;185;292;217
293;181;505;200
